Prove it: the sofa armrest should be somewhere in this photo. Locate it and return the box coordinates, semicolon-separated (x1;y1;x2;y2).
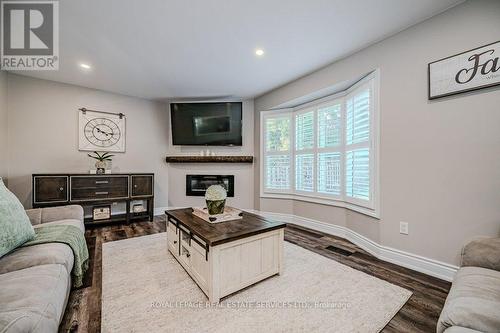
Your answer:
461;237;500;271
25;205;84;226
25;208;42;226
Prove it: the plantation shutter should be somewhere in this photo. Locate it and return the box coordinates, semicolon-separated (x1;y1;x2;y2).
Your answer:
263;113;292;191
317;104;341;148
295;111;314;150
295;110;314;192
345;149;370;200
317;152;341;195
317;103;342;196
266;155;291;189
345;83;372;203
295;154;314;191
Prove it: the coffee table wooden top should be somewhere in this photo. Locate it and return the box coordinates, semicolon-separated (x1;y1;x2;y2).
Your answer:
165;208;286;246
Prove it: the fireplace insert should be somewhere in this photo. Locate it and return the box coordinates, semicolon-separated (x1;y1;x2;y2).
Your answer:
186;175;234;197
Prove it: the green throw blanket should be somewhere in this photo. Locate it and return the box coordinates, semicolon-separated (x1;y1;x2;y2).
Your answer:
22;224;89;288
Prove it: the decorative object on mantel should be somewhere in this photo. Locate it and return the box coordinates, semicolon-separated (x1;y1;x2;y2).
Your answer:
204;184;227;215
165;155;253;163
192;206;243;223
200;149;216;157
78;108;126;152
87;151;114;174
428;41;500;100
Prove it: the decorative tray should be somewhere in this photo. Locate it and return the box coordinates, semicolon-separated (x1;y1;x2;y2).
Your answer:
192;206;243;224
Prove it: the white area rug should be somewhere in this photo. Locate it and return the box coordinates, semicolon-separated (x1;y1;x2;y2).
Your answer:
102;233;411;333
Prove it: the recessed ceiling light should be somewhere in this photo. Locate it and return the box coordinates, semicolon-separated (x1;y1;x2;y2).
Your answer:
79;63;91;69
255;49;264;56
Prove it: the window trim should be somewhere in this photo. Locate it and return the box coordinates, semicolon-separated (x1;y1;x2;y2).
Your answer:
260;70;380;218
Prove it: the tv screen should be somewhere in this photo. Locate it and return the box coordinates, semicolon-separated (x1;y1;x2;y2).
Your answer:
170;102;242;146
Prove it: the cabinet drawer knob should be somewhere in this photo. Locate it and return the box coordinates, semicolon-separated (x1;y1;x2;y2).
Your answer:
186;252;191;258
134;184;138;188
59;187;64;191
174;240;177;244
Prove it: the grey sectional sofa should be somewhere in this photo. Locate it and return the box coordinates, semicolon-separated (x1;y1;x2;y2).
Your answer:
437;237;500;333
0;205;85;333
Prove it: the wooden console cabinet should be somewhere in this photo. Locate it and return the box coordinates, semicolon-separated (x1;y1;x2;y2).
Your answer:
32;173;154;225
166;208;286;303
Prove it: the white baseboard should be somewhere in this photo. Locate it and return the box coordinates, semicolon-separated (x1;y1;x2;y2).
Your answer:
154;206;171;216
245;209;458;282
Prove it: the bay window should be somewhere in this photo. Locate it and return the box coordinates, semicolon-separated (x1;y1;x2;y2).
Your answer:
261;71;379;217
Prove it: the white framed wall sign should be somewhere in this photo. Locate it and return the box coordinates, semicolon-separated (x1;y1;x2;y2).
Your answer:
78;108;126;152
428;41;500;100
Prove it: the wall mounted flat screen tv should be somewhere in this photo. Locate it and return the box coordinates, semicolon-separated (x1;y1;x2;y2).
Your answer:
170;102;242;146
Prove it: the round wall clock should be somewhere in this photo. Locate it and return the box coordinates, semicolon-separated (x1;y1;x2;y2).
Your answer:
84;117;121;147
79;109;126;152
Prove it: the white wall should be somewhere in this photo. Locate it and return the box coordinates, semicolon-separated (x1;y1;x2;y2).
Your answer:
166;100;255;209
0;71;7;183
6;74;169;209
254;0;500;266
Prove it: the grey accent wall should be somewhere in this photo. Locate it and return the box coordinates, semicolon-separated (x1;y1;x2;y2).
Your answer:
254;0;500;265
6;74;169;209
0;71;7;183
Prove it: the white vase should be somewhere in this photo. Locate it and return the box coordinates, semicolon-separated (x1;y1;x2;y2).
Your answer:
95;161;107;174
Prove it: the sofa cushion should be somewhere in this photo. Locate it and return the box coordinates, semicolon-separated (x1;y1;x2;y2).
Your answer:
34;218;85;233
0;178;35;258
0;264;71;333
437;266;500;333
461;237;500;271
0;242;74;275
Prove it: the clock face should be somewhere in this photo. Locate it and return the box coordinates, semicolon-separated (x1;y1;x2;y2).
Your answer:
79;110;126;152
84;118;121;147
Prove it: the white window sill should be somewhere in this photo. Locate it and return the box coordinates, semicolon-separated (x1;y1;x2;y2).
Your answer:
260;192;380;219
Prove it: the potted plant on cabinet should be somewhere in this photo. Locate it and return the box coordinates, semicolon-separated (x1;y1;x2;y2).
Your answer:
88;151;114;174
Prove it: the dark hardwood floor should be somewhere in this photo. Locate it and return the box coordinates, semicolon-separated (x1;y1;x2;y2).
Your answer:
60;216;450;333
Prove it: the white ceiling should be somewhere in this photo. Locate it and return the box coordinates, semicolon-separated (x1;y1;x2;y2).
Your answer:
13;0;464;100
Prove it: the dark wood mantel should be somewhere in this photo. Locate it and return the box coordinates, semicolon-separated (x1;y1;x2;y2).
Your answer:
165;155;253;163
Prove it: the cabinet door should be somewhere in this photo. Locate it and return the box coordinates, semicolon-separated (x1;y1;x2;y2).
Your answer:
190;241;209;290
33;176;68;204
131;175;153;197
167;221;179;256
